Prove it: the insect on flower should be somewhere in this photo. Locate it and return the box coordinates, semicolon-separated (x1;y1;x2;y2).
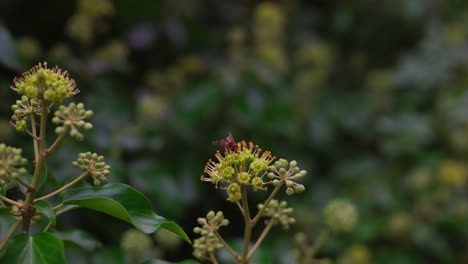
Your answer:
213;132;238;151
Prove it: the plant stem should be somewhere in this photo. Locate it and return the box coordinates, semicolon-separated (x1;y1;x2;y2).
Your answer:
14;175;34;191
251;183;283;226
236;201;244;215
213;230;240;261
52;203;64;211
22;100;48;233
30;116;39;162
309;230;329;258
45;132;66;156
0;195;22;207
240;186;252;264
209;253;219;264
34;172;88;202
0;220;19;251
247;218;275;260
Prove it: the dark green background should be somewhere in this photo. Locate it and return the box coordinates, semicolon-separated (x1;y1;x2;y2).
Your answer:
2;0;468;263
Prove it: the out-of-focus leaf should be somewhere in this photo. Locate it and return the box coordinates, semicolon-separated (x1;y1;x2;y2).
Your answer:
56;183;190;243
142;259;200;264
34;200;55;231
91;247;125;264
0;232;66;264
0;25;25;71
54;229;101;251
0;208;17;239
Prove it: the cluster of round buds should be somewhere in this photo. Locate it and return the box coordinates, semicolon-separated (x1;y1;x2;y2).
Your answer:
72;152;110;185
120;229;152;257
10;95;42;132
192;211;229;261
258;199;296;230
0;144;28;187
202;141;275;202
291;232;313;262
268;159;306;195
52;103;93;140
10;62;79;104
323;199;358;233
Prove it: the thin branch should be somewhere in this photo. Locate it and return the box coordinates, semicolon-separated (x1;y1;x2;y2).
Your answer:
251;183;283;226
0;195;22;207
213;230;240;261
14;175;34;191
25;128;40;141
0;220;19;250
247;219;275;260
30;116;39;161
209;253;219;264
308;230;329;258
52;203;64;211
236;201;244;215
34;171;88;202
240;186;252;264
45;132;66;156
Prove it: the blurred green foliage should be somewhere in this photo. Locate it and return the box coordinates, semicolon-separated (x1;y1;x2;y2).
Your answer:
2;0;468;263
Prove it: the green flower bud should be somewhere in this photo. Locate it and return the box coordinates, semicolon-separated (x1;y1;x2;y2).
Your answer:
206;211;215;220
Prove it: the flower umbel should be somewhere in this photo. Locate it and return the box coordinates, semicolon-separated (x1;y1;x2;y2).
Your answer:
324;199;358;233
268;159;306;195
202;141;275;201
10;95;41;132
258;199;296;230
72;152;110;185
11;62;78;104
52;103;93;140
0;144;28;187
193;211;229;261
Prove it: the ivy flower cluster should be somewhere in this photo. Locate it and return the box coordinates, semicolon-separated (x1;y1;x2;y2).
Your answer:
324;199;358;233
202;141;275;202
258;199;296;230
0;144;28;187
10;62;78;104
72;152;110;185
10;95;41;132
192;211;229;261
268;159;306;195
52;103;93;140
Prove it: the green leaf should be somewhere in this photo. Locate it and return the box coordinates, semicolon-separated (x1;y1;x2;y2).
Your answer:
91;247;125;264
0;208;17;239
1;232;66;264
0;24;25;71
0;186;4;196
57;183;190;244
54;229;101;251
34;200;55;231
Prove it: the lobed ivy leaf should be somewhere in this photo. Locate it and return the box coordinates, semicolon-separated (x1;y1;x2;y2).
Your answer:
56;183;190;244
0;232;66;264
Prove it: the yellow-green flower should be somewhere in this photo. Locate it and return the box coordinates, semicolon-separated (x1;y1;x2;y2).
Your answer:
202;141;275;201
11;62;78;104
